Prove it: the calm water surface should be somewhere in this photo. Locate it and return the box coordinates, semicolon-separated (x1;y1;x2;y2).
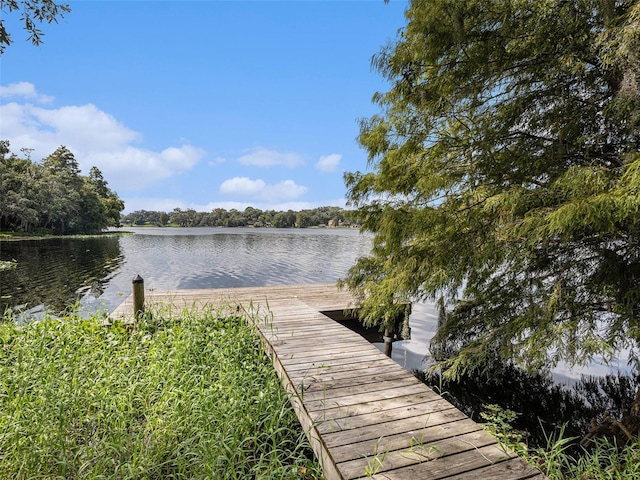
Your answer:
1;227;371;314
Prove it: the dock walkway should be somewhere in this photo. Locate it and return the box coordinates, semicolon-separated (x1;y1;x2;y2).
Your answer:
111;284;544;480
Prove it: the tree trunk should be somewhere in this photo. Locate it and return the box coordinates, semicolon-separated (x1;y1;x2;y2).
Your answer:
581;384;640;448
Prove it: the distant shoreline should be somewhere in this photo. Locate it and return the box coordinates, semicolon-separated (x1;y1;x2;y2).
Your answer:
0;231;132;241
0;224;361;241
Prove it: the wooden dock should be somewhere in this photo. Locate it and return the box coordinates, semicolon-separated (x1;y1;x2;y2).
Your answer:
111;284;544;480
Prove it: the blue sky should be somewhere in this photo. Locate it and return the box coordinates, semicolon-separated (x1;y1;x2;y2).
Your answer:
0;0;407;213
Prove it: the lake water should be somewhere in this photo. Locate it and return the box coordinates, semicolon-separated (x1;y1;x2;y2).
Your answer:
1;227;372;314
0;227;630;381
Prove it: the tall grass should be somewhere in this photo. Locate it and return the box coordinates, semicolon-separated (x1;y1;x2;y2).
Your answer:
529;430;640;479
481;404;640;479
0;306;321;479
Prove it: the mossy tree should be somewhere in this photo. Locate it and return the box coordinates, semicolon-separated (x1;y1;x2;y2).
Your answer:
344;0;640;378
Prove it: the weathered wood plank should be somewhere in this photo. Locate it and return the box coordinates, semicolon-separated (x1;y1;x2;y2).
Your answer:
289;362;407;383
280;351;385;369
301;376;427;402
322;408;469;448
259;321;351;332
298;369;416;394
337;430;500;479
330;418;483;464
304;382;430;413
289;360;405;381
444;458;547;479
269;336;375;352
309;390;445;423
359;443;516;479
315;398;458;435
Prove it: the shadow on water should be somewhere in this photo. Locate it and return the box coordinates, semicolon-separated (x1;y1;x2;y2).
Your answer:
332;307;640;450
0;237;124;316
415;361;639;449
322;308;411;344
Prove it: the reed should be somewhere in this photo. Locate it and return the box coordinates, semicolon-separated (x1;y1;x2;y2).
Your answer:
481;405;640;479
529;429;640;479
0;305;321;479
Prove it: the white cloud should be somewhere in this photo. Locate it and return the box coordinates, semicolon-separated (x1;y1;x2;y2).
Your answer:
87;145;204;190
219;176;307;202
30;104;140;150
0;90;206;191
263;179;308;201
237;147;304;168
197;199;343;212
208;156;226;166
220;177;266;196
0;82;54;103
207;200;313;211
315;153;342;172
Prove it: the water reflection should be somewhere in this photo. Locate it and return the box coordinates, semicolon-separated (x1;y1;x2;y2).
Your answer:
0;237;124;315
0;228;373;316
417;361;639;448
1;227;633;389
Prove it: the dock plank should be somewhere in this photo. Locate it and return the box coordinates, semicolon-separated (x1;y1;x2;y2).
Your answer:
309;391;446;423
337;429;501;479
110;284;544;480
330;418;483;464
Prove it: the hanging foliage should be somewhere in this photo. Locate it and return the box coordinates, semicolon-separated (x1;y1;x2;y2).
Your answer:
344;0;640;378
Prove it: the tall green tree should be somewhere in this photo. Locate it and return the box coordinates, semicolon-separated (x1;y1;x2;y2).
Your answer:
0;142;124;234
344;0;640;378
88;166;125;228
0;0;70;54
42;146;83;234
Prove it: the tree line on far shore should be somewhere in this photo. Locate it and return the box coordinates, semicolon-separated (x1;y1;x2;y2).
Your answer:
121;206;358;229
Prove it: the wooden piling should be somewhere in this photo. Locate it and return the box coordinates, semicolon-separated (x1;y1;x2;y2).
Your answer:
132;274;145;319
383;326;393;357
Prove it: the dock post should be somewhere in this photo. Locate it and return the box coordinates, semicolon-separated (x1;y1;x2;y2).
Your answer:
383;321;394;357
383;329;393;357
132;274;145;319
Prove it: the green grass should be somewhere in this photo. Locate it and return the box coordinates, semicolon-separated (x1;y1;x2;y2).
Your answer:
529;430;640;479
0;259;17;271
480;404;640;479
0;306;322;479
